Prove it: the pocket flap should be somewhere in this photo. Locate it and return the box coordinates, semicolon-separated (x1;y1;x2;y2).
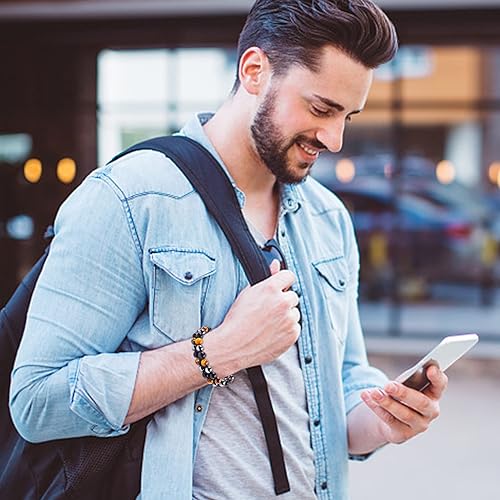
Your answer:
312;257;348;291
150;248;216;285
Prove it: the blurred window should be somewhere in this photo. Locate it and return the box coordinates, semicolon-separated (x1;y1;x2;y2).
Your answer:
97;48;235;165
0;134;32;164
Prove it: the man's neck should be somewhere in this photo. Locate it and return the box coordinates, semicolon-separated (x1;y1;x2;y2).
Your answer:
203;97;277;198
203;97;281;239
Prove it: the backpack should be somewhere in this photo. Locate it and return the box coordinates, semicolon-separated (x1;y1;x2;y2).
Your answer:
0;135;289;499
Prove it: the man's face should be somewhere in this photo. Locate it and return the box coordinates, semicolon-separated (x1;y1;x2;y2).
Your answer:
250;45;373;184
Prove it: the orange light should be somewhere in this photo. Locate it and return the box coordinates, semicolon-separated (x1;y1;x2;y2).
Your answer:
488;162;500;185
23;158;42;183
335;158;355;183
56;157;77;184
436;160;455;185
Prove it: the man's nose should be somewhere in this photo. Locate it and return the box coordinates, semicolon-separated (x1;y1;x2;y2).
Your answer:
316;119;345;153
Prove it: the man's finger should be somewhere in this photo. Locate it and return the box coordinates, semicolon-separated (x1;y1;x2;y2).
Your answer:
422;365;448;401
367;386;433;430
267;269;296;291
283;290;300;308
383;382;439;419
269;259;281;276
361;391;409;433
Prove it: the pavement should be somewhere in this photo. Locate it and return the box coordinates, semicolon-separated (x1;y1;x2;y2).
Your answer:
349;352;500;500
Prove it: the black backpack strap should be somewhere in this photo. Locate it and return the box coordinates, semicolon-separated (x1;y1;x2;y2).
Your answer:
111;135;290;495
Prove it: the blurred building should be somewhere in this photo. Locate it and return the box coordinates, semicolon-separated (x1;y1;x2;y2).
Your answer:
1;1;500;337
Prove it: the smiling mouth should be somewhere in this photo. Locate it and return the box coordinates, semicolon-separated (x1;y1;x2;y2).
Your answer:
297;141;322;159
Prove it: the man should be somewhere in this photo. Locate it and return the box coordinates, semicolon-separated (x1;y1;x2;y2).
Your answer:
10;1;447;498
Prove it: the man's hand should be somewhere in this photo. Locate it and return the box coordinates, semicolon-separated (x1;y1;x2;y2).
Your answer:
205;259;300;374
361;365;448;445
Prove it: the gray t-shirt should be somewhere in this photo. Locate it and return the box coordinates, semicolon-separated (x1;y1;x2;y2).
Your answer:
192;228;316;500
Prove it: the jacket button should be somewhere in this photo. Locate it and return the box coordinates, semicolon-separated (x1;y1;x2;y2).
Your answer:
321;481;328;490
195;404;203;412
314;419;320;427
339;279;345;287
304;356;313;365
184;271;193;280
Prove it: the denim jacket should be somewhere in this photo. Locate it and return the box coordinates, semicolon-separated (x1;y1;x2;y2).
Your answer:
10;114;388;499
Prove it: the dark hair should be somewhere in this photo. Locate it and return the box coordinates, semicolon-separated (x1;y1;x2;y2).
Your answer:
232;0;398;92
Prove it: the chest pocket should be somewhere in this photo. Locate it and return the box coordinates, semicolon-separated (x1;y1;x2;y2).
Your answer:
312;256;349;345
150;248;216;343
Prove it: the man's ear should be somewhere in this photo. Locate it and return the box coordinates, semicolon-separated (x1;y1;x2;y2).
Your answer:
238;47;271;96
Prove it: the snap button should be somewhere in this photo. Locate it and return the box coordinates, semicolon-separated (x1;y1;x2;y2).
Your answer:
314;419;320;427
321;481;328;490
285;198;299;212
184;271;193;281
195;404;203;412
304;355;313;365
339;279;345;287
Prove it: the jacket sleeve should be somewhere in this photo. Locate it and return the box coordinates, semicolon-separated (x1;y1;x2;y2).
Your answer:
339;208;388;459
10;174;146;443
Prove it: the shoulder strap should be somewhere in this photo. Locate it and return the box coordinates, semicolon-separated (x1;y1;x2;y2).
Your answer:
110;135;290;495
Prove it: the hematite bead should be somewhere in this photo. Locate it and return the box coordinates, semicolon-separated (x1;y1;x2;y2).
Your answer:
192;326;234;388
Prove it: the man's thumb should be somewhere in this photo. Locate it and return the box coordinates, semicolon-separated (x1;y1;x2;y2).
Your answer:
269;259;281;275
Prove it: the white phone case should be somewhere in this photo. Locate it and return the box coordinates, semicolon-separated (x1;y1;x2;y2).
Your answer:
395;334;479;391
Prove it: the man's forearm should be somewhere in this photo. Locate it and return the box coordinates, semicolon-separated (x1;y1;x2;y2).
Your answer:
124;340;203;425
124;326;240;425
347;400;387;455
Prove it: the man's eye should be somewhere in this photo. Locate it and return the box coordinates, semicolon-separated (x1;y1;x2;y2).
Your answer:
311;106;330;117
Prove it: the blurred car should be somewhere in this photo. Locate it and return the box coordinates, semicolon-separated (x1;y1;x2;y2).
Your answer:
319;177;486;290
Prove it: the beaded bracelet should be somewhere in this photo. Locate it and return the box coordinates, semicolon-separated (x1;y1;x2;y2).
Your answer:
192;326;235;387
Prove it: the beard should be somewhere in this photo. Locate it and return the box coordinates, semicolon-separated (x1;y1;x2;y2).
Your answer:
250;88;321;185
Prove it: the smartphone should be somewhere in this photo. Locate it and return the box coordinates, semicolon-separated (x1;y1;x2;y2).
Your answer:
395;334;479;391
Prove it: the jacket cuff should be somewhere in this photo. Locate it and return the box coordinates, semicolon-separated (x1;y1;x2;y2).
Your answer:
69;351;141;435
